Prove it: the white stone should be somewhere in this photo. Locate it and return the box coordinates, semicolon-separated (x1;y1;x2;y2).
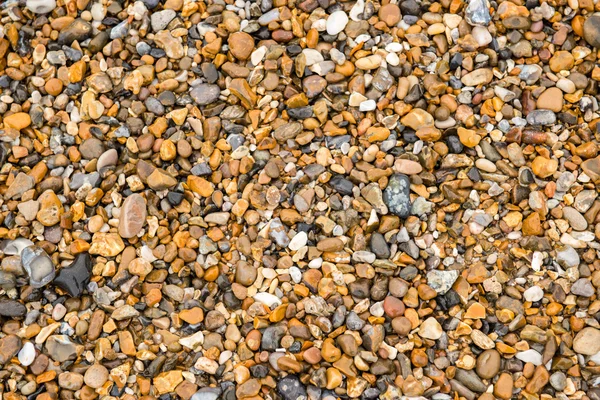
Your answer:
523;286;544;302
90;3;107;21
179;331;204;350
359;100;377;112
18;342;36;367
494;86;516;102
253;292;282;308
194;357;218;374
386;52;400;66
349;0;365;21
308;257;323;268
251;46;267;66
329;48;346;65
302;48;324;66
326;10;349;35
288;231;308;251
289;266;302;283
472;26;492;46
531;251;543;271
516;349;543;365
419;317;443;340
26;0;56;13
385;42;403;53
218;350;232;364
556;78;576;94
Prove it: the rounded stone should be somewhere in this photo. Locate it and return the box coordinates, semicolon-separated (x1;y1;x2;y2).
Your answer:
83;364;109;389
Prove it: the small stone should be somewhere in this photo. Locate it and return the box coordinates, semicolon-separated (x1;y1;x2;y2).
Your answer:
277;375;307;400
17;342;35;367
151;10;176;31
45;335;78;362
288;231;307;251
475;349;501;379
537;87;563;112
228;32;255;60
326;11;349;35
0;335;21;364
21;245;55;288
383;174;411;218
58;19;93;45
54;253;92;297
0;299;27;317
26;0;56;13
119;194;147;238
584;15;600;48
419;317;443;340
4;112;32;130
523;286;544;302
465;0;491;26
84;364;109;389
111;305;140;321
89;233;125;257
379;4;401;27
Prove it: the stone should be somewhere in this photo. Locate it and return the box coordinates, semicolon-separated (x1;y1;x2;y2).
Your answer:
584;15;600;48
0;299;27;317
0;335;21;364
383;174;411;218
119;194;147;238
536;87;563;112
427;270;459;294
58;19;93;45
4;112;31;130
228;32;254;60
45;335;78;362
277;375;307;400
21;245;55;288
151;10;176;31
466;0;491;26
154;31;184;59
54;253;92;297
5;172;35;199
84;364;109;389
89;233;125;257
26;0;56;13
36;190;63;226
326;11;349;35
379;4;401;26
475;349;501;379
111;305;140;320
419;317;443;340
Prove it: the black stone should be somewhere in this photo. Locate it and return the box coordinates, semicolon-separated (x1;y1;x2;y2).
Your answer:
446;135;464;153
329;175;354;196
167;192;184;206
450;53;463;70
53;253;92;297
277;375;307;400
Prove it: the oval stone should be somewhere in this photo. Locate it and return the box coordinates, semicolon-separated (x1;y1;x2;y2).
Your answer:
118;194;147;239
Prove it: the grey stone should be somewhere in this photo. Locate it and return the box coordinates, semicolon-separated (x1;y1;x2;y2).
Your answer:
21;245;55;288
383;174;411;218
190;84;221;105
151;10;176;31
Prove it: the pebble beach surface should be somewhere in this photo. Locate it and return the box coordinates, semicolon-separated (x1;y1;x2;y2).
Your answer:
1;0;600;399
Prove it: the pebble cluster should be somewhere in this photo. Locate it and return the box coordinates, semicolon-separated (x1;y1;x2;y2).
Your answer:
2;0;600;399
